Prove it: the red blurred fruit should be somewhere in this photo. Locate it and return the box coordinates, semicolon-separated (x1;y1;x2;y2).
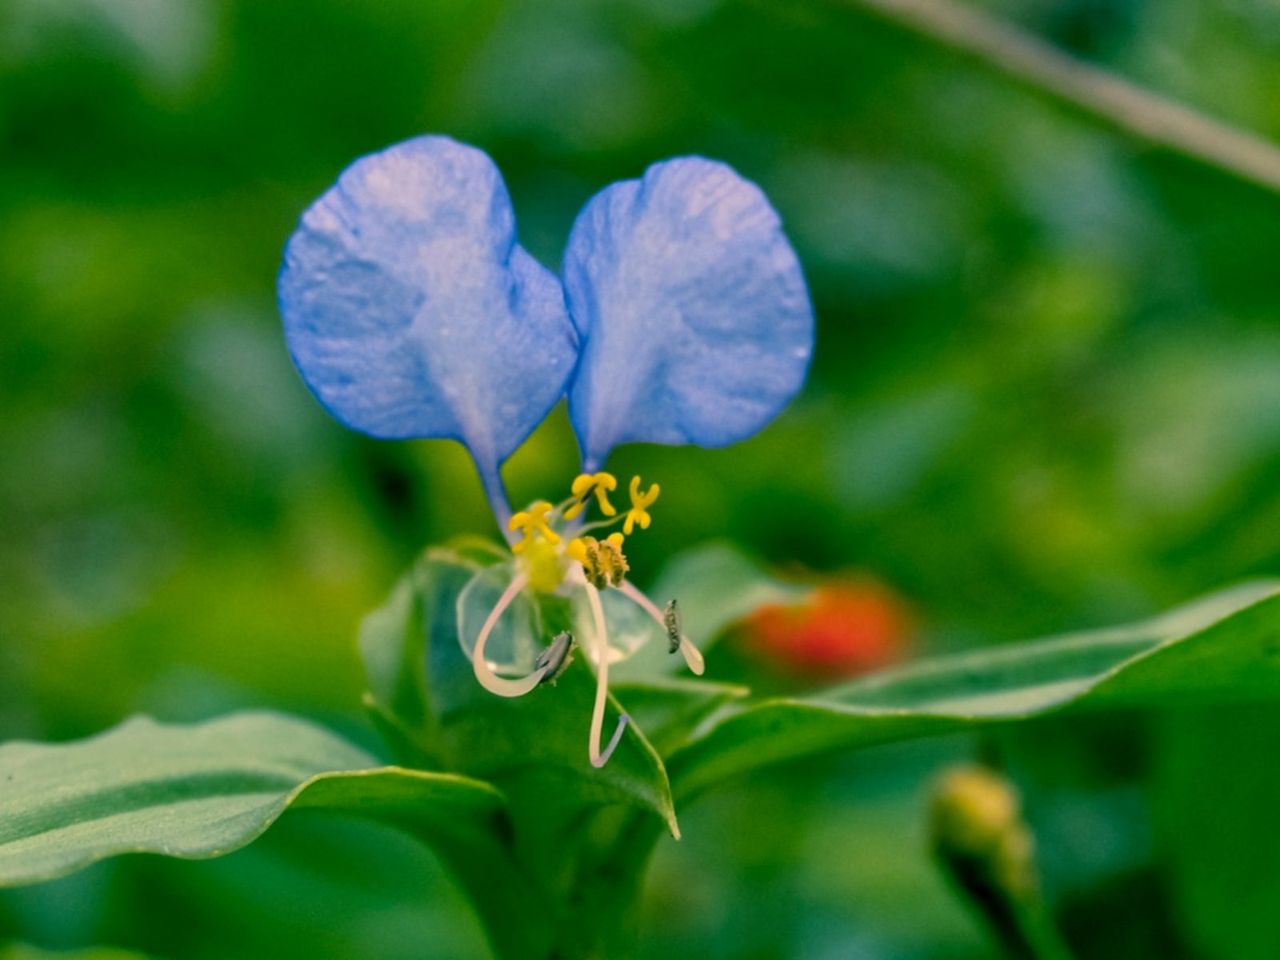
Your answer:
744;578;912;679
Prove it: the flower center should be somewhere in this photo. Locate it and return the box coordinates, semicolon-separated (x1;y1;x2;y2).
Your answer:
506;471;660;594
478;469;701;769
567;532;629;589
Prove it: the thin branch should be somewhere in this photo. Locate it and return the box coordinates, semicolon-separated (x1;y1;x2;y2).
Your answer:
839;0;1280;195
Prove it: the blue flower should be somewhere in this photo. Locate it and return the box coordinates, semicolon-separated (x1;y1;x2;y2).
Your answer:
279;135;814;766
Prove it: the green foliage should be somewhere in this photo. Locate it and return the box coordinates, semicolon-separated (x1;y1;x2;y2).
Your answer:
0;541;807;959
0;712;548;960
1153;703;1280;960
3;544;1280;957
0;712;504;887
609;678;749;756
669;581;1280;799
4;0;1280;954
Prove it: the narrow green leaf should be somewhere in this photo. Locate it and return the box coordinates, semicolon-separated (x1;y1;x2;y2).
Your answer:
611;678;749;756
670;582;1280;799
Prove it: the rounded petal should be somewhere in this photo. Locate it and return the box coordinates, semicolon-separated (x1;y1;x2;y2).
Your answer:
279;135;577;468
563;157;814;469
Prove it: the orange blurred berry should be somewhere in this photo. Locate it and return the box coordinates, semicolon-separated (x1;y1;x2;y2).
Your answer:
744;578;912;679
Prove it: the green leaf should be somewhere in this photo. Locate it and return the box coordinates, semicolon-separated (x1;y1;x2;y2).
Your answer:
0;711;559;960
614;541;807;679
1153;703;1280;960
358;535;518;762
669;581;1280;799
611;678;749;756
359;571;438;763
0;711;504;885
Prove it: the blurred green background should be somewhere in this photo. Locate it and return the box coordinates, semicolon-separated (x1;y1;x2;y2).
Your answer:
2;0;1279;957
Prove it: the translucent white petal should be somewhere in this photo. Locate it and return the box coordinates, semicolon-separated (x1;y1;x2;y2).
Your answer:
456;562;542;676
571;583;662;665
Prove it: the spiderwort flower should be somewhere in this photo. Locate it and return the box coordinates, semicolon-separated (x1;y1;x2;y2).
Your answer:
279;135;813;767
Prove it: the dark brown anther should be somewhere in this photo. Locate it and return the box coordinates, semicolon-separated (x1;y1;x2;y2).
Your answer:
664;599;682;654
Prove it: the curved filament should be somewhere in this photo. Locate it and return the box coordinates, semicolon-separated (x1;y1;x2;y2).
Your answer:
470;571;548;697
583;579;629;767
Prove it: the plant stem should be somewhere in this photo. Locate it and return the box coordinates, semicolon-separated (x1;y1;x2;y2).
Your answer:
550;810;666;959
403;817;558;960
836;0;1280;195
941;849;1074;960
473;451;516;538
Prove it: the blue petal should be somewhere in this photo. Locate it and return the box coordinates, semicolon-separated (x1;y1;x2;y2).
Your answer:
563;156;814;469
279;135;577;473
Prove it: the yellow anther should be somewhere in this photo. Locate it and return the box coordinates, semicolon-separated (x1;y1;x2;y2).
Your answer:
508;500;560;554
566;537;590;565
623;476;660;535
564;472;618;520
568;533;629;589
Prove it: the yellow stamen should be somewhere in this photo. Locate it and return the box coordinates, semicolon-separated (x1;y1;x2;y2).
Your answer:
508;500;560;553
623;476;660;535
567;532;629;589
564;472;618;520
566;537;587;564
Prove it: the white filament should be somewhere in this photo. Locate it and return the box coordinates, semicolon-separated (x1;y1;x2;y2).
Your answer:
583;578;629;767
617;580;706;676
470;571;548;697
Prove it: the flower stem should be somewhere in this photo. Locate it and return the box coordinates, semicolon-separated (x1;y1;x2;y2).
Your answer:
840;0;1280;196
930;765;1074;960
473;453;516;540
